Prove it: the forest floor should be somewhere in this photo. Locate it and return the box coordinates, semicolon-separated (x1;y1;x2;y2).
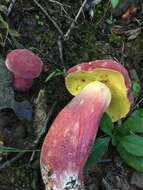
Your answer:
0;0;143;190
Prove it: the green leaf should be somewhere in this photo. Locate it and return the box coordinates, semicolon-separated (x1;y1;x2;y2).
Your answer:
45;69;65;82
132;82;141;97
84;137;110;170
100;113;114;136
117;143;143;172
106;16;114;25
117;134;143;157
119;109;143;134
111;0;119;8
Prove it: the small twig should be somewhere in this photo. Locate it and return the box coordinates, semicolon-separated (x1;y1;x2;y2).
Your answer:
96;0;110;26
57;36;67;73
6;0;16;16
131;96;143;113
64;0;103;40
48;0;71;15
0;150;26;171
98;159;112;164
34;102;57;146
49;0;71;8
33;0;63;36
32;0;67;69
64;0;87;39
0;103;57;171
64;0;88;40
30;102;57;161
121;94;143;124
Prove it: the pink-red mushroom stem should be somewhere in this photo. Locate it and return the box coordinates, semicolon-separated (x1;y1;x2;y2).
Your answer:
13;75;33;92
40;81;111;190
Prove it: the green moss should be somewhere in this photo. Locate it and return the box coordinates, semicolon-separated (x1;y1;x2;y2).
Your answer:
108;33;122;45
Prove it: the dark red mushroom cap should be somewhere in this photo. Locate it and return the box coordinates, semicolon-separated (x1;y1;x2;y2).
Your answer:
5;49;43;79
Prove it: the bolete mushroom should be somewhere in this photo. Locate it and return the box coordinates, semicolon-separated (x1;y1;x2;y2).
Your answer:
5;49;43;92
66;60;133;121
40;60;133;190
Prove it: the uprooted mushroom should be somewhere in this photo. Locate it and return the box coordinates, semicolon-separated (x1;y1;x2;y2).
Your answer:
40;60;133;190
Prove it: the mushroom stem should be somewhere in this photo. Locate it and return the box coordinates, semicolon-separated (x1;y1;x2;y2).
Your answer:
13;75;33;92
40;81;111;190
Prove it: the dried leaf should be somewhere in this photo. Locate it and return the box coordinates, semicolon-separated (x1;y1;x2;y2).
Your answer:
0;58;33;121
125;28;142;41
14;101;33;121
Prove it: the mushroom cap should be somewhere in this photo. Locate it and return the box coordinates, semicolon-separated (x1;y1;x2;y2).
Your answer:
5;49;43;79
65;60;133;121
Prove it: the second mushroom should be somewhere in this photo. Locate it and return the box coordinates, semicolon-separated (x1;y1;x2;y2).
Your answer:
5;49;43;92
40;60;133;190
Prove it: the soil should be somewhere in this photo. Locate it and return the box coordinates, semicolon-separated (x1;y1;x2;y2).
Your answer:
0;0;143;190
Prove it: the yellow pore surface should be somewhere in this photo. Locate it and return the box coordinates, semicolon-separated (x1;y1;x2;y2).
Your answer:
65;68;130;121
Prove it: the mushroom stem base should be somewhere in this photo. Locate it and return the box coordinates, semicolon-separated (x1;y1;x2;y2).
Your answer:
45;185;85;190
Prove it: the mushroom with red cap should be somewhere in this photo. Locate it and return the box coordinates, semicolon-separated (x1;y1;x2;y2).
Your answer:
40;60;133;190
5;49;43;92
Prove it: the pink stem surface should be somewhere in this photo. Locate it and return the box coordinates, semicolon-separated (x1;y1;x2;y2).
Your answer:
13;74;33;92
40;82;111;190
